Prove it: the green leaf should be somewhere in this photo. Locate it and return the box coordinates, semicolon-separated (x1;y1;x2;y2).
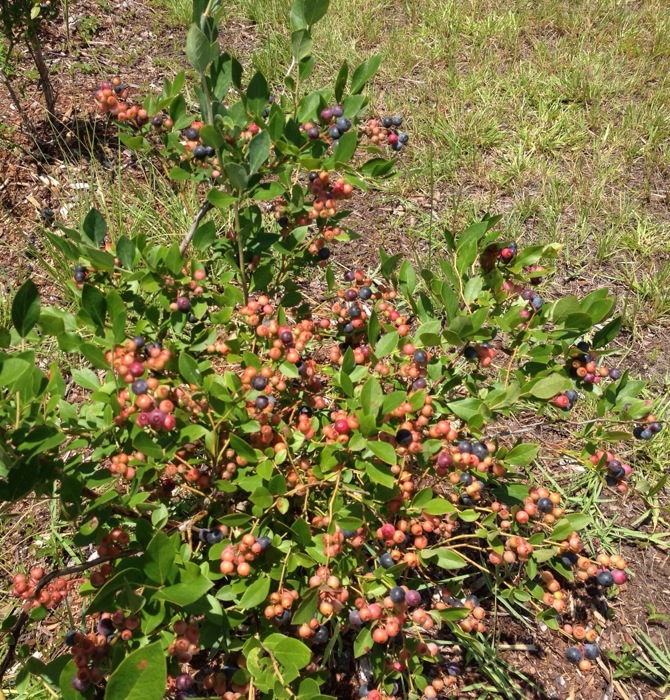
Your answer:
366;441;396;465
116;235;136;268
144;532;177;585
353;626;373;657
350;55;382;94
592;316;621;348
247;71;270;115
81;284;107;332
423;498;457;515
239;577;271;610
207;189;237;209
334;60;348;102
248;130;271;174
105;642;166;700
230;433;258;463
11;279;40;338
332;130;358;164
420;548;467;570
178;352;202;385
374;331;398;359
302;0;330;26
526;374;572;399
82;208;107;245
264;633;311;670
154;575;213;606
504;443;540;467
291;29;312;61
551;514;591;542
365;461;395;487
359;376;383;417
225;163;249;192
186;23;213;74
291;587;320;625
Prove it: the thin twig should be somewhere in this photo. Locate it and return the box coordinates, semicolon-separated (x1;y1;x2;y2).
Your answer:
0;550;139;683
179;201;214;255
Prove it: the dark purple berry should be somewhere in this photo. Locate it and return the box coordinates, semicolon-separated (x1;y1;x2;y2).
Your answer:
596;570;614;587
565;646;582;664
395;429;412;447
252;376;268;390
413;349;428;364
176;296;191;312
404;589;421;607
184;127;199;140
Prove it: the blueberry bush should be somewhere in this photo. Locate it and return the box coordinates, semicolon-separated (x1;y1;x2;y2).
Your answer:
0;1;665;698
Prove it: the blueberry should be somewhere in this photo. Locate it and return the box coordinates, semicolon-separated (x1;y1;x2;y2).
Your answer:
565;389;579;402
312;625;329;644
331;140;339;149
391;115;403;126
380;552;394;568
321;108;333;122
404;589;421;607
131;379;148;395
132;335;145;348
391;142;403;151
413;349;428;364
596;570;614;587
577;341;590;353
193;145;207;159
565;646;582;664
64;630;78;646
71;677;90;692
317;247;331;260
256;395;269;410
395;428;413;447
349;306;362;318
389;586;405;603
205;146;216;157
561;552;578;567
199;528;209;542
309;171;319;182
152;115;164;127
341;529;356;539
342;322;354;335
460;473;474;485
446;662;462;676
74;271;86;283
257;536;272;551
345;288;358;301
649;421;662;434
97;618;114;636
584;643;600;659
608;368;622;380
275;609;292;625
184;127;199;140
640;428;653;440
521;288;534;300
40;207;55;222
335;117;351;132
279;330;293;344
349;609;363;626
537;497;553;513
464;346;478;360
331;105;344;118
358;684;369;697
381;116;393;128
457;440;472;453
472;442;489;460
307;126;320;139
359;286;372;300
398;132;409;144
176;296;191;312
298;405;313;417
206;529;224;545
531;295;543;309
328;126;341;139
437;451;453;468
413;378;427;390
176;674;192;691
252;376;268;390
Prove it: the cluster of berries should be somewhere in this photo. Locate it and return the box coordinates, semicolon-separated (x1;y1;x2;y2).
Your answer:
306;170;354;221
464;343;497;367
94;77;150;126
633;413;663;440
569;342;621;385
590;449;632;491
552;389;579;410
363;115;409;151
218;533;272;576
11;567;68;612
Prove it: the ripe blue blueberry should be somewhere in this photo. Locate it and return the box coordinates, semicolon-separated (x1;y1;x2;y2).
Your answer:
596;570;614;587
184;127;199;140
381;116;393;128
193;145;207;159
395;428;413;446
584;643;600;659
317;247;331;260
335;117;351;132
359;286;372;300
391;115;403;126
565;646;582;664
608;368;622;380
257;536;272;551
307;126;320;139
331;105;344;117
65;630;78;646
131;379;148;395
328;126;341;139
457;440;472;453
389;586;405;603
398;132;409;144
531;295;543;309
206;529;224;545
255;395;269;410
379;552;394;568
472;442;489;460
349;609;362;626
252;376;268;390
312;625;329;644
537;497;553;513
413;349;428;364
